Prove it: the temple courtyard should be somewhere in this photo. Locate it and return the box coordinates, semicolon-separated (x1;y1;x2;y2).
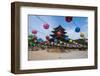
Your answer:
28;49;88;60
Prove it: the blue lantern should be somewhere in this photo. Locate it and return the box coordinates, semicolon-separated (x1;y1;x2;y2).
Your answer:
37;38;43;42
75;27;80;33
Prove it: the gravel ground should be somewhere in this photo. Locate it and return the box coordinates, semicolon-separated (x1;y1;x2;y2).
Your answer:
28;49;88;60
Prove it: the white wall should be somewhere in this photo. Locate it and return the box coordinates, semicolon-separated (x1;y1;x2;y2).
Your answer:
0;0;100;76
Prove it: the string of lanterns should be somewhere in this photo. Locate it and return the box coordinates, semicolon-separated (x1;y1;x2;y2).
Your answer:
30;16;85;48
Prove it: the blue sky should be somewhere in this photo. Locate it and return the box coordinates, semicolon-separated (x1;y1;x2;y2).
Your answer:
28;15;88;41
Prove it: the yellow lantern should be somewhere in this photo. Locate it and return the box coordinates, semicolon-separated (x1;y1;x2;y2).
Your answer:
69;39;72;43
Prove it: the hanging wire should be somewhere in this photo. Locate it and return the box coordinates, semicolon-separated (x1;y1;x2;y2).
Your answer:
72;17;79;27
35;15;54;36
36;16;47;23
35;15;58;27
38;30;46;35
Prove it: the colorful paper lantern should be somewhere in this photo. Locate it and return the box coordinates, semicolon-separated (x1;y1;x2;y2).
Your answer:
80;32;84;38
51;42;54;45
56;31;62;37
54;43;57;45
69;39;73;43
43;23;49;29
37;38;43;42
32;29;37;34
31;43;35;46
33;35;37;40
46;35;50;40
57;44;60;46
64;43;66;45
45;41;49;44
34;40;37;42
65;16;73;22
75;27;80;33
60;41;62;44
54;39;57;42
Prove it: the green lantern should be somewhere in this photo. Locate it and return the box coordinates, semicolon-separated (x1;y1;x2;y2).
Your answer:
30;42;35;47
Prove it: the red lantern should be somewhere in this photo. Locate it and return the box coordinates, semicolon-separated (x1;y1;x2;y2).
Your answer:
46;36;49;40
65;16;72;22
43;23;49;29
32;29;37;34
57;31;62;37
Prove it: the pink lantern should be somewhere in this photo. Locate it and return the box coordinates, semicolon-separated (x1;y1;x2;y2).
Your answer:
32;29;37;34
46;36;49;40
43;23;49;29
